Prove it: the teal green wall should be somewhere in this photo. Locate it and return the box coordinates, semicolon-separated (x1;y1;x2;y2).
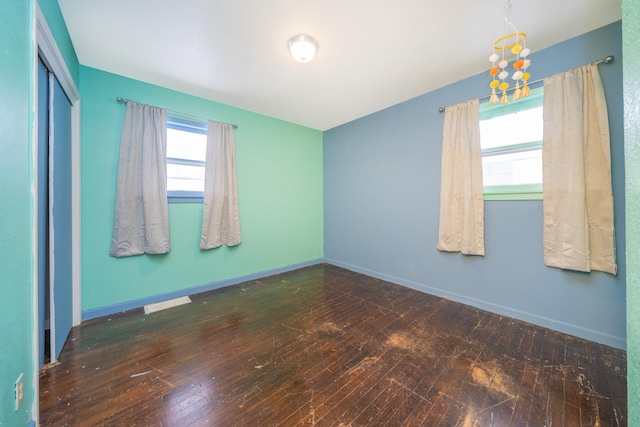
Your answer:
0;1;79;423
0;1;35;424
37;0;79;83
623;0;639;424
80;66;324;312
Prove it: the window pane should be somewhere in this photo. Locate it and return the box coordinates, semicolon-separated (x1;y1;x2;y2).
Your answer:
166;128;206;162
167;163;205;192
479;89;543;200
479;106;543;150
482;148;542;187
166;119;207;198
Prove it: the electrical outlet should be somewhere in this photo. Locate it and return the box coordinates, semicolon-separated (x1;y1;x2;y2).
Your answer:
14;373;24;411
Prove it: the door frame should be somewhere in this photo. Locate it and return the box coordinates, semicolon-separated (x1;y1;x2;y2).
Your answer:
32;2;81;419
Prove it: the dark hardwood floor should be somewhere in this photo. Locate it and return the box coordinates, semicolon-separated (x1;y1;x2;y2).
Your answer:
40;264;627;426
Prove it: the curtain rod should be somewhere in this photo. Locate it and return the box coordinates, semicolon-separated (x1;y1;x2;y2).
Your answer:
438;55;614;113
116;97;238;128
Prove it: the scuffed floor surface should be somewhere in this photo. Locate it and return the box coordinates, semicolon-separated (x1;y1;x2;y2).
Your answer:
40;264;627;426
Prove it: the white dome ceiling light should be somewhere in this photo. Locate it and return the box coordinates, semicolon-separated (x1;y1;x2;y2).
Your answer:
288;34;318;63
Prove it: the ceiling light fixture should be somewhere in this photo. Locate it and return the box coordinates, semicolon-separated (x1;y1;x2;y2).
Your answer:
288;34;318;63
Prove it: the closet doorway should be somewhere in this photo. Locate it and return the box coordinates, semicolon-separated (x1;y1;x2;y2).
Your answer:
37;57;73;366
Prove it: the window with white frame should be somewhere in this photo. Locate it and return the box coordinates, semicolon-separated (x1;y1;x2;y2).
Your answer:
479;86;544;200
166;115;207;202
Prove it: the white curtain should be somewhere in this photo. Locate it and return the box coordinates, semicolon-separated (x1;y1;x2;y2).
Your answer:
437;99;485;255
110;101;170;257
542;63;616;274
200;121;242;249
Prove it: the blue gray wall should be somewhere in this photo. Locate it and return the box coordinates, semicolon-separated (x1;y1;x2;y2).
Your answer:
324;22;625;349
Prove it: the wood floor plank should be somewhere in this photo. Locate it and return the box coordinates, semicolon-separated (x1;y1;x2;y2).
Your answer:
509;360;538;425
39;264;627;426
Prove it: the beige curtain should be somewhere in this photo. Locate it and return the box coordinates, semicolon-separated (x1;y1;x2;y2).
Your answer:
437;99;485;255
110;101;170;257
542;63;616;274
200;121;242;249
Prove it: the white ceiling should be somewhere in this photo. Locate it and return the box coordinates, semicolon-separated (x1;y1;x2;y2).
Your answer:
58;0;621;131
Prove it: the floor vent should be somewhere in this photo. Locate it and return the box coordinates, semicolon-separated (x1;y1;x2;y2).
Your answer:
144;296;192;315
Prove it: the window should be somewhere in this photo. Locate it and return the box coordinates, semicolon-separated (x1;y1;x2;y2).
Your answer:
479;86;543;200
166;115;207;202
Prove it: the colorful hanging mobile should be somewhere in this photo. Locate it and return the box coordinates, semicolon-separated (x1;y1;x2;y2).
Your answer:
488;3;531;105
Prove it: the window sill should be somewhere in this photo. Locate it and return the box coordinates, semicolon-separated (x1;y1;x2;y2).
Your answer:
168;191;204;203
484;192;542;201
483;184;542;201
